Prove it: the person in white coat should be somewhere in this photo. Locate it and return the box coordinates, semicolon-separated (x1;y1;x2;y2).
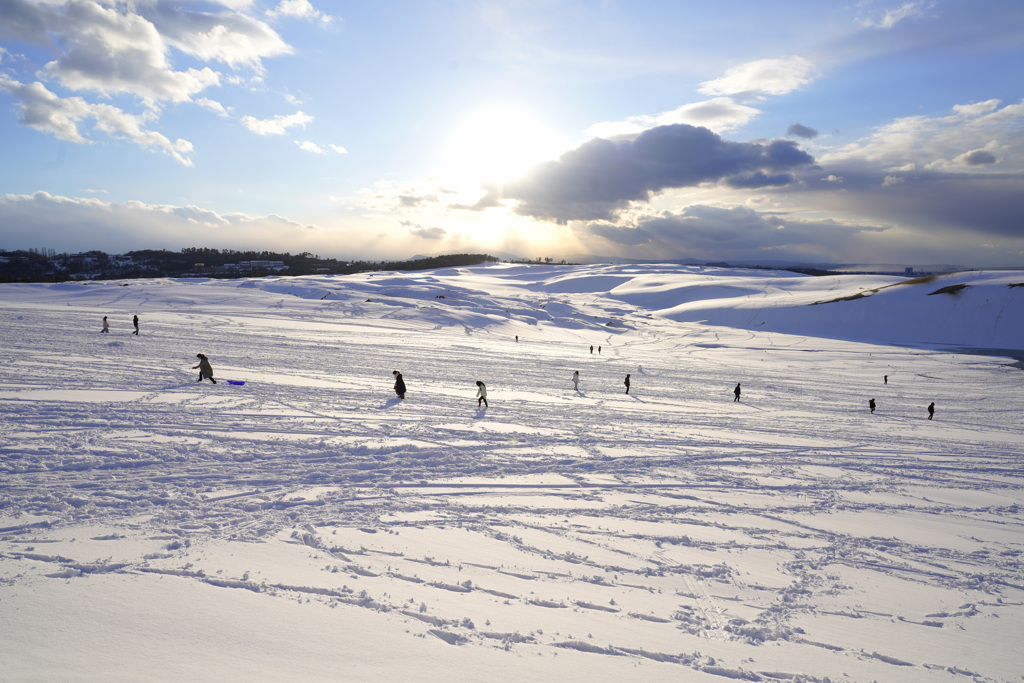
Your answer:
476;380;488;407
572;370;580;391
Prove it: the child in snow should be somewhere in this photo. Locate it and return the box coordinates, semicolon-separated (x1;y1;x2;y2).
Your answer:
393;370;406;399
869;398;876;413
734;383;741;402
101;316;109;333
132;314;139;335
624;374;631;394
572;370;580;391
476;381;488;407
927;402;935;420
193;354;216;383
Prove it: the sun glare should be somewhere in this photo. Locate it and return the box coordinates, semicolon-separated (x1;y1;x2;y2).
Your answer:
443;105;561;183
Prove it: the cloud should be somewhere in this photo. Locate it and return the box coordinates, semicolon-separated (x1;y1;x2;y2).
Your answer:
789;98;1024;247
587;98;761;138
506;95;1024;266
572;204;892;263
861;1;932;30
404;223;447;240
799;164;1024;245
0;0;54;44
267;0;336;25
29;1;220;103
823;99;1024;173
0;191;316;253
698;56;818;98
953;100;1000;117
587;57;821;142
0;76;90;143
489;124;815;223
295;140;326;154
586;55;825;143
0;0;294;160
356;178;481;215
724;171;797;189
954;149;997;166
197;98;232;117
296;139;349;155
602;205;1022;268
787;123;819;139
585;223;652;246
241;111;313;135
91;102;195;166
142;3;292;69
0;76;194;165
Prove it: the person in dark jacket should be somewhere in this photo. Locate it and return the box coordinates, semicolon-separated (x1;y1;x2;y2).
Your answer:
624;374;631;394
133;314;139;335
193;353;216;383
476;380;488;407
869;398;876;413
393;370;406;399
927;402;935;420
733;383;741;402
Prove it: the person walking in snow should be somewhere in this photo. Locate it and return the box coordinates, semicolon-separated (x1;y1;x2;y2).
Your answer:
101;316;109;333
476;380;488;407
193;353;216;384
884;375;888;385
869;398;876;413
572;370;580;391
624;374;631;394
132;314;139;335
733;383;741;402
590;345;594;354
927;402;935;420
393;370;406;399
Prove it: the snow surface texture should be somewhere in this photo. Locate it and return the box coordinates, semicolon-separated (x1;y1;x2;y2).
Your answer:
1;264;1022;682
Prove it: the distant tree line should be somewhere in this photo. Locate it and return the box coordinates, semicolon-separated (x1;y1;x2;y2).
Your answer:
0;248;505;283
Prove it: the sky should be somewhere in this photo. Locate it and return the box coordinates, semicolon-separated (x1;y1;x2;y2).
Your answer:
0;0;1022;267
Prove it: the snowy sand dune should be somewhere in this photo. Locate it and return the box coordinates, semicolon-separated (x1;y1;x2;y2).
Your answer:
1;264;1022;681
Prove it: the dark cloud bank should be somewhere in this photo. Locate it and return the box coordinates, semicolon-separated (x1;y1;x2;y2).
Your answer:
786;123;819;139
579;205;888;263
482;123;815;223
476;120;1023;266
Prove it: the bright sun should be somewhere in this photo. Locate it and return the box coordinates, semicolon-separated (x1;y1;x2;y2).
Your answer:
443;105;561;183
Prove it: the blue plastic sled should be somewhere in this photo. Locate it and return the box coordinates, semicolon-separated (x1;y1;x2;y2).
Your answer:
227;380;245;386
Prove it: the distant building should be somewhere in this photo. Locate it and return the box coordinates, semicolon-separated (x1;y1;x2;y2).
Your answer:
904;267;914;276
239;260;287;271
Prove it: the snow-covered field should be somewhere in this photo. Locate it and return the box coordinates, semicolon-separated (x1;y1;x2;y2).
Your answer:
1;263;1022;682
